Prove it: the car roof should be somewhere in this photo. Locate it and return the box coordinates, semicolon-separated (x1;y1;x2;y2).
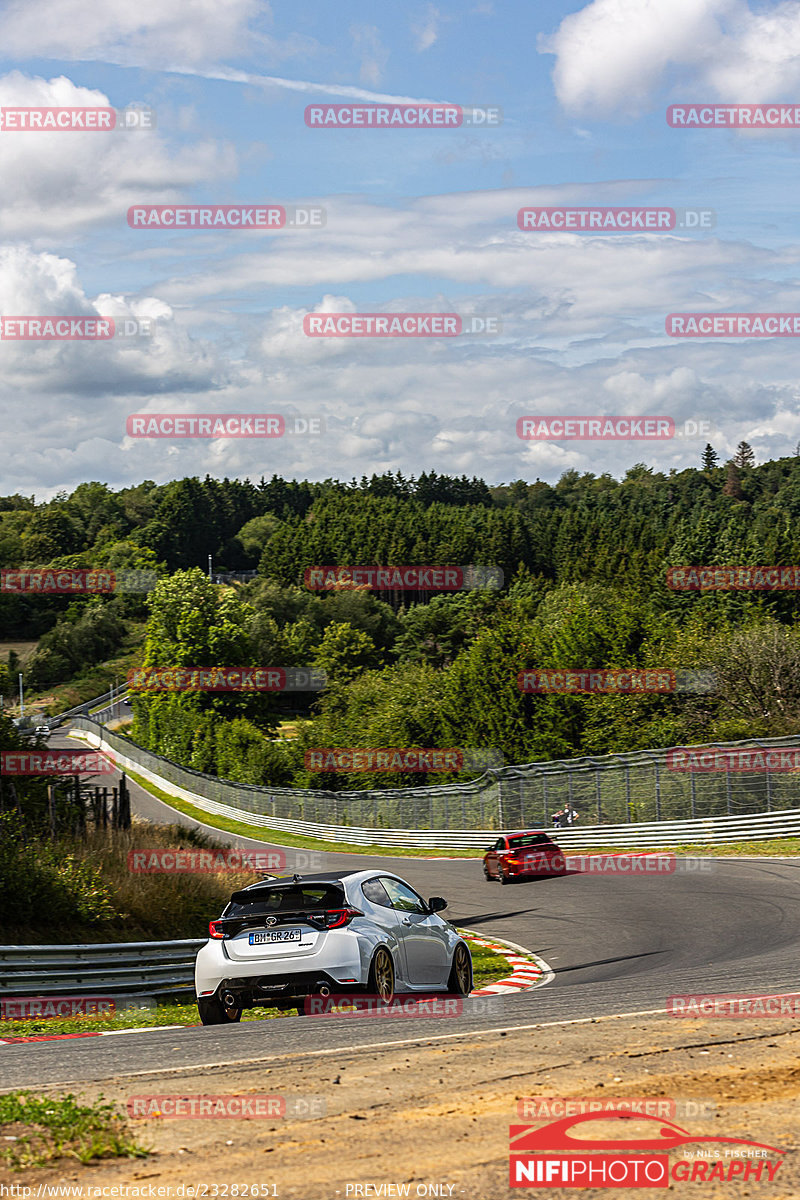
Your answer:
504;829;550;837
234;869;400;893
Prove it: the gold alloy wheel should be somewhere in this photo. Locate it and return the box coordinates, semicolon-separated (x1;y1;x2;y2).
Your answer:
453;943;472;994
370;947;395;1001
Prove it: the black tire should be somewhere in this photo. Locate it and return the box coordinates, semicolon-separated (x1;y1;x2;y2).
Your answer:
499;865;510;885
483;864;493;880
198;994;243;1025
366;947;395;1002
447;942;473;995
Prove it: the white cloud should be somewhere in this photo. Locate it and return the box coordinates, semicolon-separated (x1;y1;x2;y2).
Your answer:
538;0;800;118
0;0;270;69
411;5;441;52
0;73;234;237
0;244;222;397
349;25;389;88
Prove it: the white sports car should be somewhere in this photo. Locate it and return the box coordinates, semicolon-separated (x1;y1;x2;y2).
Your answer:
195;869;473;1024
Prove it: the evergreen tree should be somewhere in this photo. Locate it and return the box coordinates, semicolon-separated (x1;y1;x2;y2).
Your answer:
733;441;755;469
701;444;718;471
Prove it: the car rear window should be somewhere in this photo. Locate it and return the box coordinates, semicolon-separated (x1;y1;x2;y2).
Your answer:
225;884;345;917
508;834;553;848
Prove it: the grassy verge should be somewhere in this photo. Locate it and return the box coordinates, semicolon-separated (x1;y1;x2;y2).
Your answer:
0;1091;147;1171
562;840;800;857
3;823;256;944
0;939;514;1040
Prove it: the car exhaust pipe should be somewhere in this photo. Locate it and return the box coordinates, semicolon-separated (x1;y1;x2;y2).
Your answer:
222;991;238;1009
315;982;331;996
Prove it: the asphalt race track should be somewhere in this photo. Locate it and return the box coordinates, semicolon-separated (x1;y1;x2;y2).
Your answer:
4;728;800;1091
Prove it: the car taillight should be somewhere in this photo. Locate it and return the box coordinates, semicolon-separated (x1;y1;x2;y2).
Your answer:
323;907;363;929
209;920;225;939
505;856;521;865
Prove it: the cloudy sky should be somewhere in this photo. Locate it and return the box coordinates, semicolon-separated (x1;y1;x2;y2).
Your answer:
2;0;800;498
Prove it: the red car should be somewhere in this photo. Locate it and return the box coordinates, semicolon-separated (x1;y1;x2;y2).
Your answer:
483;830;565;884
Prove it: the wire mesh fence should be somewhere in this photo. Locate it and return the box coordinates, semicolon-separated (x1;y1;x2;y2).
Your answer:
72;717;800;833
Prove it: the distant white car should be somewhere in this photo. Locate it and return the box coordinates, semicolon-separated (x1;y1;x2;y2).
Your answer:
195;869;473;1024
34;725;50;736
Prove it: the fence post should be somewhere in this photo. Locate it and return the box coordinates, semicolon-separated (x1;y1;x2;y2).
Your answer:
625;766;631;822
765;767;772;813
690;771;697;820
542;775;549;827
48;783;56;839
654;761;661;821
595;770;602;824
726;769;732;816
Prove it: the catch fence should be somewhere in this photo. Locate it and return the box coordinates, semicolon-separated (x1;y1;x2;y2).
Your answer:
71;717;800;845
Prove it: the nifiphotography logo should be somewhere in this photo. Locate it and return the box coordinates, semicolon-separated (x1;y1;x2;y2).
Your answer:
509;1111;784;1187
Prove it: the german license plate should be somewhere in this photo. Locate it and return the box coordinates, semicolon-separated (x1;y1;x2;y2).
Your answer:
249;928;301;944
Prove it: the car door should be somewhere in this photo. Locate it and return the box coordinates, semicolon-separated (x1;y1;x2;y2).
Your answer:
381;876;449;987
360;876;411;984
486;837;506;877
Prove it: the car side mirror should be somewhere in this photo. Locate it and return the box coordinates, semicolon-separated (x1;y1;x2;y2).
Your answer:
486;846;495;852
428;896;448;913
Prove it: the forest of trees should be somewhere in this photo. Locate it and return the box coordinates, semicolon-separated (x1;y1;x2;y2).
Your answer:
3;449;800;788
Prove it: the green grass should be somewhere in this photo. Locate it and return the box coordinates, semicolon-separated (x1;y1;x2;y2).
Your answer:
0;1091;147;1171
0;938;515;1041
561;839;800;857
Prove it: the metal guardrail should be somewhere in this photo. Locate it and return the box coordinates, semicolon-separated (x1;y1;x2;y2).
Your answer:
0;940;204;998
69;724;800;848
71;716;800;844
